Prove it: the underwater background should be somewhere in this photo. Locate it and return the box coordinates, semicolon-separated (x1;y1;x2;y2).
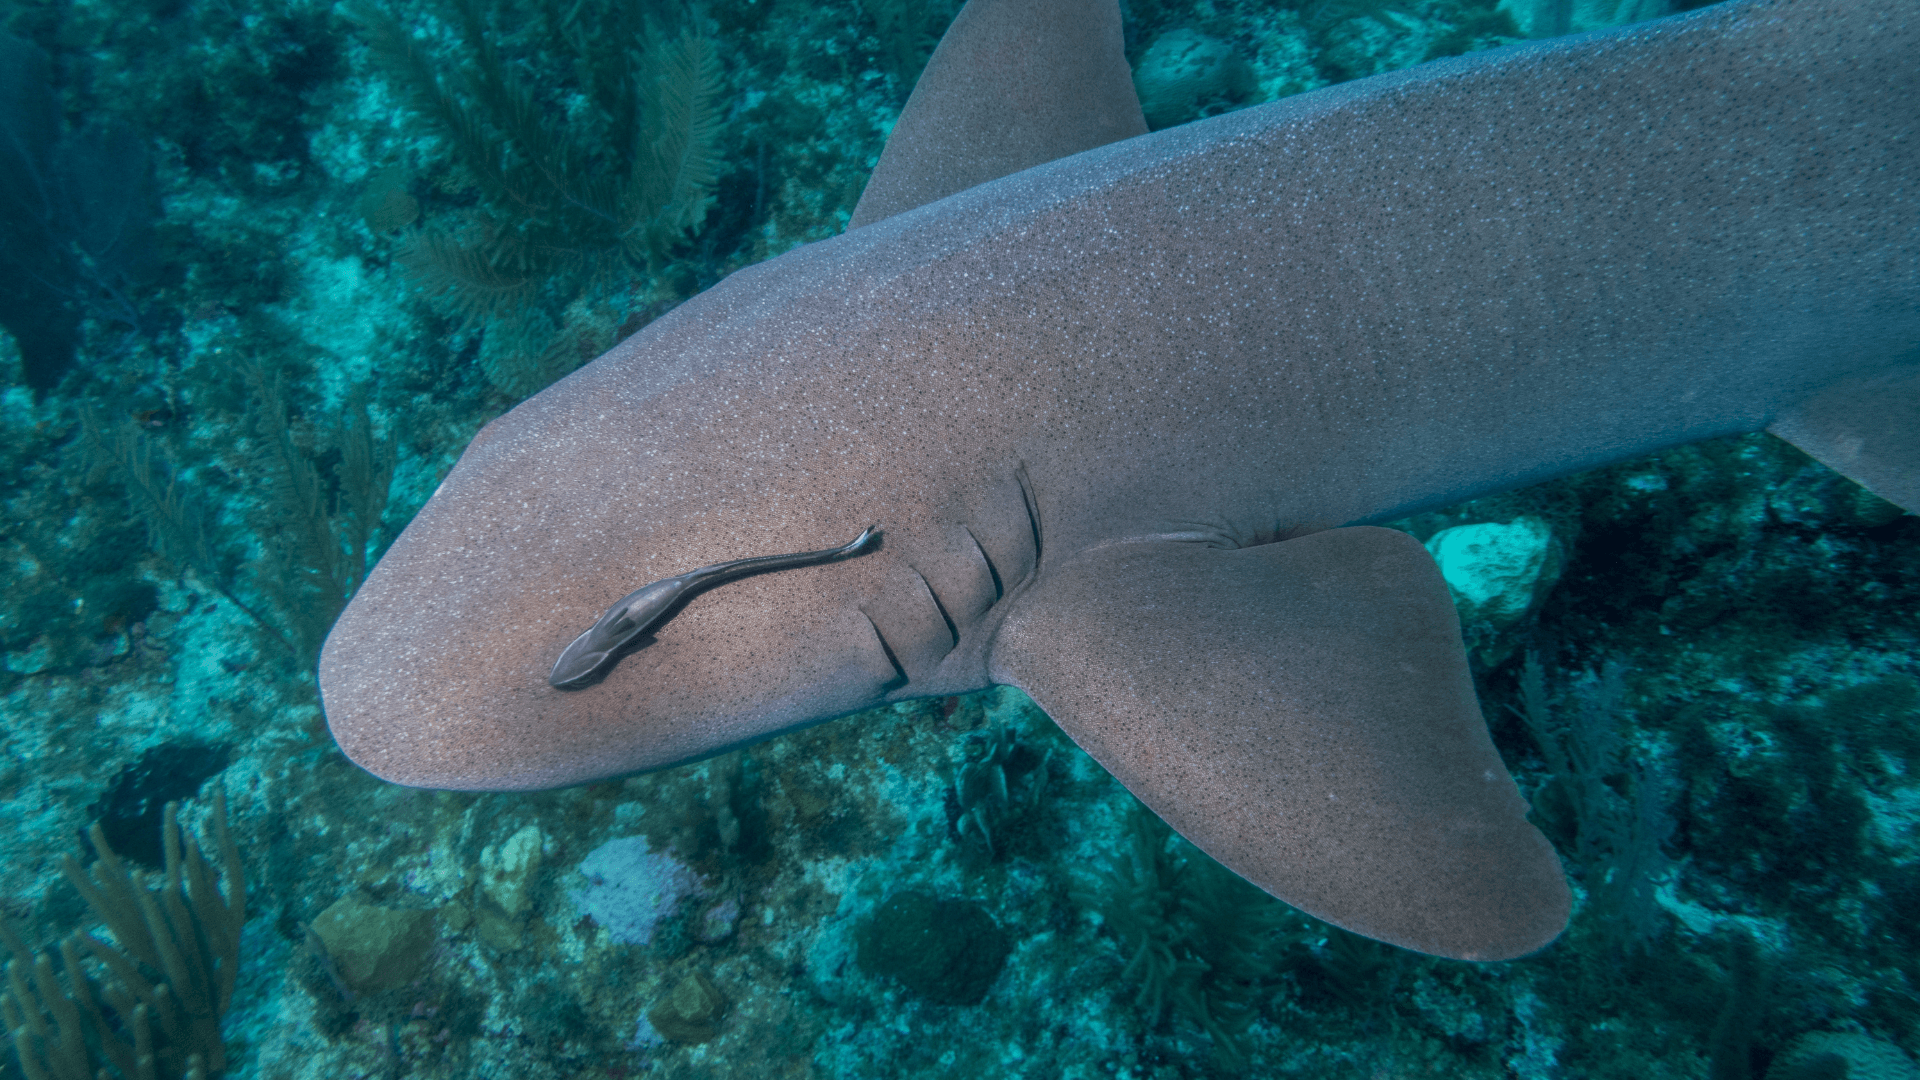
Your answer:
3;0;1918;1076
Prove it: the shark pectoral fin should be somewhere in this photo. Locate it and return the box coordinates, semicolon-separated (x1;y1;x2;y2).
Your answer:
1768;367;1920;515
990;526;1570;961
847;0;1147;230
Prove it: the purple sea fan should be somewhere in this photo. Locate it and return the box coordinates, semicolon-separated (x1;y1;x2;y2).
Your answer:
569;836;705;945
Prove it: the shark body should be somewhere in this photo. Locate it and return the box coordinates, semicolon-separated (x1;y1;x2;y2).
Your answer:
322;0;1919;961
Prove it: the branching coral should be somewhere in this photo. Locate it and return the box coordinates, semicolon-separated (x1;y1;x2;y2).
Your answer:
952;721;1051;856
1;788;245;1080
82;362;395;672
1074;807;1293;1070
1513;653;1677;951
349;0;726;397
241;359;394;668
859;0;958;102
0;34;155;392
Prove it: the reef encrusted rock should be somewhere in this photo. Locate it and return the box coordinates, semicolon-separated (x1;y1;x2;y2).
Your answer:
1131;29;1256;130
646;971;728;1043
1766;1031;1920;1080
309;895;438;992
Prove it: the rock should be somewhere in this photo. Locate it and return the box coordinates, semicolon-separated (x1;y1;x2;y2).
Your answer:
646;972;726;1043
472;824;547;952
694;896;741;943
1424;516;1560;627
309;896;437;992
568;836;705;946
473;905;526;952
1131;29;1256;130
479;823;545;917
439;902;473;935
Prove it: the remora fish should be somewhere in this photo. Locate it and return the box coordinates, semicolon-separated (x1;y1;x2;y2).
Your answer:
321;0;1919;960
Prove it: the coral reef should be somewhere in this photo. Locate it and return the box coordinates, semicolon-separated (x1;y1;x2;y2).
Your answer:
0;33;154;393
1512;654;1677;952
86;744;232;869
859;0;959;101
1768;1031;1920;1080
80;361;395;672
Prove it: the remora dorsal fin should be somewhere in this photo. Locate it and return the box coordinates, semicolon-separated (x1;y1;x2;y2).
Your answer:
990;527;1571;961
847;0;1147;230
1768;367;1920;514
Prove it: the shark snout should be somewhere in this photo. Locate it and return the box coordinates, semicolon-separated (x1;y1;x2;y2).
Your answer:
322;540;913;790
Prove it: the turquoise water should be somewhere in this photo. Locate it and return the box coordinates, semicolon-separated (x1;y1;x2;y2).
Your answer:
3;0;1918;1077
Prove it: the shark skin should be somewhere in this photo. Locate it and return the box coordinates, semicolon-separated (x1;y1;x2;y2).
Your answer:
321;0;1919;961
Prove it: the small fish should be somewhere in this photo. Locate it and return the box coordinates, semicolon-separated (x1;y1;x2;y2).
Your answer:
549;527;879;688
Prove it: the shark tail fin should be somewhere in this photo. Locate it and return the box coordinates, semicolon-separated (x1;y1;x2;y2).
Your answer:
1768;367;1920;515
989;526;1571;961
848;0;1147;230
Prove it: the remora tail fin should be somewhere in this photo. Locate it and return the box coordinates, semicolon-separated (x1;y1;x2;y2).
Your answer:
991;527;1571;960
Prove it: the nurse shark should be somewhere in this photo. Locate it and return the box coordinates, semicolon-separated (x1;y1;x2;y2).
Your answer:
320;0;1919;960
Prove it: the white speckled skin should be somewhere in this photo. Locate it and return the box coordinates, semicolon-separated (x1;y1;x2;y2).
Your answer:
322;0;1918;959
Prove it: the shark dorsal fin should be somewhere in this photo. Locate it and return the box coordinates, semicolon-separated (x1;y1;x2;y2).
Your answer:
847;0;1147;230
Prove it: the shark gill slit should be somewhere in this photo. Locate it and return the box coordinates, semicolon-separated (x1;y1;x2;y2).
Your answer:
914;567;962;647
1015;461;1044;570
862;609;911;690
966;526;1006;601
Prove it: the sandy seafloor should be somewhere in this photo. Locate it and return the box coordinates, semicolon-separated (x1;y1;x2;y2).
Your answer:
4;0;1919;1077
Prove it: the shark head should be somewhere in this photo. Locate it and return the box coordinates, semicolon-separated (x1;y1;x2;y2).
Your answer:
321;302;926;790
